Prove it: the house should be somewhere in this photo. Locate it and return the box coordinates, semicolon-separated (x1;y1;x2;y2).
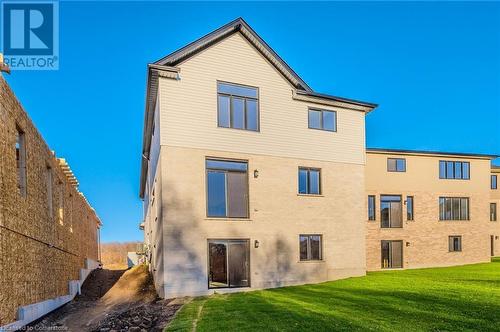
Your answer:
139;18;498;298
139;18;377;298
491;166;500;256
365;148;498;270
0;74;101;328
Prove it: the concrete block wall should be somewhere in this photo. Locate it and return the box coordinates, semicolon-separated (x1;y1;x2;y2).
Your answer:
0;75;101;326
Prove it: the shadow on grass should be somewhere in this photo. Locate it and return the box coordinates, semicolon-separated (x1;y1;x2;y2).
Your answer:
168;260;500;332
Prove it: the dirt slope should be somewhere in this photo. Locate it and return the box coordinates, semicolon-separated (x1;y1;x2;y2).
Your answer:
30;265;181;331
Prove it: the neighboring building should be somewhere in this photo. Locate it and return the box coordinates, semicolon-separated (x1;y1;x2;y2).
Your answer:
491;166;500;256
0;75;101;328
365;149;497;270
140;18;377;298
139;18;498;299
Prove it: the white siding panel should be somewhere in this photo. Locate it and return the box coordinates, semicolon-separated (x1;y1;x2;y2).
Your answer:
159;32;366;164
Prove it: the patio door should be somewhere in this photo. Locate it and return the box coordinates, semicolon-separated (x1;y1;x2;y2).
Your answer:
381;240;403;268
209;239;250;288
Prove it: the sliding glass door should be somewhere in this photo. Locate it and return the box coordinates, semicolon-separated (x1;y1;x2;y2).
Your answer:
208;239;250;288
381;240;403;268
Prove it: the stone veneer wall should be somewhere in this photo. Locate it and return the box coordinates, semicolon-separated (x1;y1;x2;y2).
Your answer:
0;75;100;325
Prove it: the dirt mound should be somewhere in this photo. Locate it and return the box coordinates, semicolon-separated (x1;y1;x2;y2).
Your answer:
100;264;156;306
29;265;180;332
78;269;127;301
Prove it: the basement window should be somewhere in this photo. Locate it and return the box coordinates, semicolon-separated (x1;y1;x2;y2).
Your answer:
299;235;322;261
15;126;27;197
449;236;462;252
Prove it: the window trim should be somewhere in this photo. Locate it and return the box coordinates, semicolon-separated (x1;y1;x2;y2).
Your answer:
381;240;403;269
439;160;470;180
207;238;251;289
368;195;376;221
387;158;406;172
448;235;462;252
307;107;337;132
406;196;414;221
298;167;322;195
491;202;497;222
205;157;250;219
380;194;403;228
216;81;260;132
492;175;498;190
439;197;470;221
299;234;323;261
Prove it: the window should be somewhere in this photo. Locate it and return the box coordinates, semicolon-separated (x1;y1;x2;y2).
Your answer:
15;126;27;197
217;82;258;131
46;166;53;218
206;159;248;218
491;203;497;221
368;195;376;221
380;195;402;228
387;158;406;172
439;161;470;180
298;167;321;195
492;175;498;190
448;236;462;252
381;240;403;268
208;239;250;288
407;196;414;221
308;108;337;132
439;197;469;221
299;235;322;261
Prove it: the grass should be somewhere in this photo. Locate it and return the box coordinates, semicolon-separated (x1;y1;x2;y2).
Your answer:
166;258;500;331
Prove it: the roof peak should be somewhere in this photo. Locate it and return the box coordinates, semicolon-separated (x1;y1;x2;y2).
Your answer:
155;17;313;92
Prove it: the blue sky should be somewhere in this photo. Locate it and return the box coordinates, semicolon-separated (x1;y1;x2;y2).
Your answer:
4;1;499;242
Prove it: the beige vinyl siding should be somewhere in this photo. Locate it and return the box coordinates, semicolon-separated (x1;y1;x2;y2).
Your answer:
158;32;366;165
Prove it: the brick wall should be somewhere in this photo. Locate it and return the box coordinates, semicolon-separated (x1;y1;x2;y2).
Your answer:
366;152;495;271
0;75;101;325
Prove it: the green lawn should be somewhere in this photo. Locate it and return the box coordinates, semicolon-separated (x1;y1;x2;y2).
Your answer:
167;258;500;332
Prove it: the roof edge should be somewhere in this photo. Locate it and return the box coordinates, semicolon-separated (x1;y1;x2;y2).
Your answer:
367;148;499;160
154;17;313;92
296;90;377;111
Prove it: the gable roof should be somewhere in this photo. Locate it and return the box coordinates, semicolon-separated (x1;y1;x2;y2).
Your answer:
155;17;313;92
139;18;378;198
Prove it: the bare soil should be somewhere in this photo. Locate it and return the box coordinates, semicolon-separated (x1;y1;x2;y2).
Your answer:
29;265;182;332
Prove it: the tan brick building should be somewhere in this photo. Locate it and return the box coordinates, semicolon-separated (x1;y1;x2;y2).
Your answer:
0;74;101;328
139;18;498;299
491;166;500;256
140;18;376;298
366;149;498;271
